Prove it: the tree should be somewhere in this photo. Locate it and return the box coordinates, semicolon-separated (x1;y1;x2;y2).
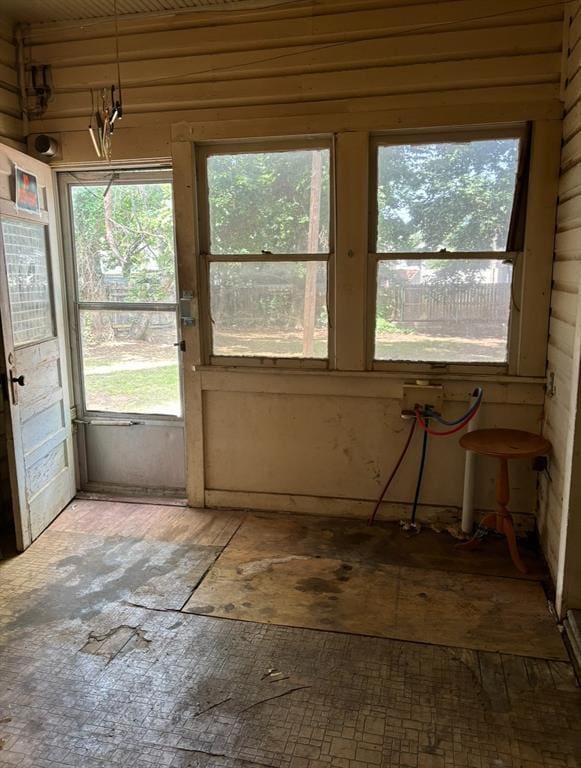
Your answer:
375;138;519;329
71;182;176;343
72;182;175;303
376;138;519;254
70;139;518;353
207;149;330;345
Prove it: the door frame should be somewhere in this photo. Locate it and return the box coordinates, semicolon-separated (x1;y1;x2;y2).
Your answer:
57;167;185;492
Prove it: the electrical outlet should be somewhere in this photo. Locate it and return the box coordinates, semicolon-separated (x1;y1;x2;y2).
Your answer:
532;455;548;473
402;382;444;412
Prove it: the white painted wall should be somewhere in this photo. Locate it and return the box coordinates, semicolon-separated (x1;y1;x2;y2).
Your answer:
22;0;565;529
24;0;564;161
0;21;22;150
539;0;581;614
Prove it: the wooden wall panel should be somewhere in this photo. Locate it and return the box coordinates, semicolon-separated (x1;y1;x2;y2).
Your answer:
19;1;572;547
0;21;23;149
539;0;581;613
202;387;543;518
22;0;564;161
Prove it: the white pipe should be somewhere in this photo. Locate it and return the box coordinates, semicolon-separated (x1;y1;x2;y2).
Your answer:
461;406;480;534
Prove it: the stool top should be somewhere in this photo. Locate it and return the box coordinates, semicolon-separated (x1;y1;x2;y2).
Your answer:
459;428;551;459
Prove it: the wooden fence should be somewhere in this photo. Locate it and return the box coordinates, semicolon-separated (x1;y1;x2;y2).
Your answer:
377;283;511;324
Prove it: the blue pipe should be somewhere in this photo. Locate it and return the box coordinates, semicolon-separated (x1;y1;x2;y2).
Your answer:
410;417;429;526
425;387;483;426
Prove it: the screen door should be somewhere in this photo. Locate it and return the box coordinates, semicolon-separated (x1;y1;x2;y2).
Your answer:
59;170;185;493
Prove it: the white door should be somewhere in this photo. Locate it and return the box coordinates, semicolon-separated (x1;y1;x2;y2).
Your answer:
0;145;75;550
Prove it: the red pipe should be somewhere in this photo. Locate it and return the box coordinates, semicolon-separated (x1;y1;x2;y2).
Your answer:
414;406;479;437
368;418;416;526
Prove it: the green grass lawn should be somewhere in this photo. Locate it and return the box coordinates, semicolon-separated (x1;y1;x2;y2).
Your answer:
374;335;506;363
84;364;180;415
82;327;505;417
213;331;328;358
212;330;505;362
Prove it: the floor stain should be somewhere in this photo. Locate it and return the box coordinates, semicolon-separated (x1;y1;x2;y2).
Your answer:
189;605;215;614
236;555;310;577
295;577;342;594
1;537;220;637
334;563;353;582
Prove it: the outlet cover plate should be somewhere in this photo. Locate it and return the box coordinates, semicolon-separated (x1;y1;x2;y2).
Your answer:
402;383;444;412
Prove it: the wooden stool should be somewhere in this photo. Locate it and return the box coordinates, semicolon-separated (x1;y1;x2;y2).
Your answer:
457;428;551;573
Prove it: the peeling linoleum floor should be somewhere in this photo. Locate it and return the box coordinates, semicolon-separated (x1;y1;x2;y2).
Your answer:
0;499;579;768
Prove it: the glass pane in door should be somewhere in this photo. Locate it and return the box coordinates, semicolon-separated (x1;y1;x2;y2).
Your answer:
2;218;54;346
70;182;176;303
80;309;180;416
69;177;181;419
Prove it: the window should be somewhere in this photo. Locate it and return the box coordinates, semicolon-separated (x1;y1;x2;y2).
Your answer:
2;219;55;347
68;177;181;416
199;143;331;361
371;134;522;365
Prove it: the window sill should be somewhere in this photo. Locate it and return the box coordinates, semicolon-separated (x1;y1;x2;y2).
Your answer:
372;360;508;377
207;355;329;370
194;363;545;386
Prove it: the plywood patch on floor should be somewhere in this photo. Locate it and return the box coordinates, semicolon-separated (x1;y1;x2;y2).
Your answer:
52;499;243;547
183;515;564;660
230;513;548;580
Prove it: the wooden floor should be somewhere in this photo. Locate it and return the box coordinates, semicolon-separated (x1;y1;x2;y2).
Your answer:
1;499;563;658
182;512;564;659
0;499;578;768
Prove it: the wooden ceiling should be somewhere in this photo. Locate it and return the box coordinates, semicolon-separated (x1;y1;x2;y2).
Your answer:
2;0;295;24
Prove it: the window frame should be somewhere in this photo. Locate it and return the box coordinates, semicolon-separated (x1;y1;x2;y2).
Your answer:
59;168;184;421
195;136;335;369
367;125;528;375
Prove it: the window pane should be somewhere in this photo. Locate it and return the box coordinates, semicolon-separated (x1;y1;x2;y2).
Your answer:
80;310;180;415
375;259;512;363
71;183;176;303
207;149;330;254
210;261;328;358
2;218;54;346
376;139;520;253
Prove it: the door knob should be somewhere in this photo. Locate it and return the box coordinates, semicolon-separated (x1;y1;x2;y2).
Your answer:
10;375;25;386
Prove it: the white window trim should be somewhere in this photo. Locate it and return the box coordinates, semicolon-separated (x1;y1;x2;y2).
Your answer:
195;137;335;368
367;127;526;374
172;119;559;379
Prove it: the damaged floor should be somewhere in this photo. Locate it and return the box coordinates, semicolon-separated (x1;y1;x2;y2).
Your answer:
0;500;579;768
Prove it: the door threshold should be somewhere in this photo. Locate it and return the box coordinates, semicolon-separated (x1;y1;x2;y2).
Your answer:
76;490;188;507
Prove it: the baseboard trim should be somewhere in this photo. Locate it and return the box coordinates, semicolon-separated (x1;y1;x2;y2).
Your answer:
563;611;581;683
204;489;536;532
77;484;187;505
